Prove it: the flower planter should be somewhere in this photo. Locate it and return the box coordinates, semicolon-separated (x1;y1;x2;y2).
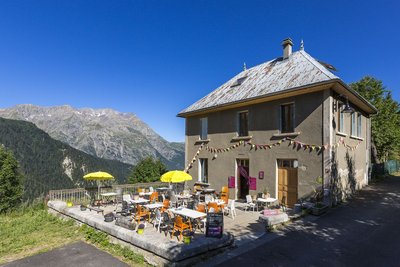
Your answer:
183;230;194;244
137;224;145;234
311;204;328;216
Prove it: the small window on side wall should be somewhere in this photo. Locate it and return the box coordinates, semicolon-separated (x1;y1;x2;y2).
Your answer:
281;103;294;133
338;104;345;133
199;158;208;183
357;113;362;137
199;117;208;140
351;113;356;136
238;111;249;137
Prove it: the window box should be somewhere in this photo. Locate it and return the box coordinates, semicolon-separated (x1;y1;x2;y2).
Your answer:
195;139;210;144
272;132;300;138
350;135;364;141
336;132;347;137
231;135;252;141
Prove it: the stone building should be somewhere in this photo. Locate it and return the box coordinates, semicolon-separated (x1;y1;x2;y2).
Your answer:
178;38;376;207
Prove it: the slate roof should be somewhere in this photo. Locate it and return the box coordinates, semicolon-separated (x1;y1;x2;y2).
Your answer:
178;50;341;116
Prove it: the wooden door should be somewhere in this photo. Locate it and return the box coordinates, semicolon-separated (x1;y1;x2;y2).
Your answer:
278;160;298;208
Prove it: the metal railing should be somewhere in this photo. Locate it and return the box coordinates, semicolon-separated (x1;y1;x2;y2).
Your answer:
47;182;167;203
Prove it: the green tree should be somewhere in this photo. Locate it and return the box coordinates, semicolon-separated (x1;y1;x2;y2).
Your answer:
350;76;400;162
129;156;168;183
0;145;24;213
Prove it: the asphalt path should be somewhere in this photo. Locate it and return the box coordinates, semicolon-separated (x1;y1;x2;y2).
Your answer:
2;241;129;267
217;175;400;267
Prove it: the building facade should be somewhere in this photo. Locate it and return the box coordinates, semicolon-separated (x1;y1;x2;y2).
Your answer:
178;39;376;207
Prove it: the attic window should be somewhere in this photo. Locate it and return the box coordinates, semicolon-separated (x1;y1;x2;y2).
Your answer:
230;76;247;87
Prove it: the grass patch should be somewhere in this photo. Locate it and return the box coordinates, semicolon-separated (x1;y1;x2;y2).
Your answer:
0;204;147;266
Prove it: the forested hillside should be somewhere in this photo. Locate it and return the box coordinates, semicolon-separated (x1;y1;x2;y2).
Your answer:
0;118;132;200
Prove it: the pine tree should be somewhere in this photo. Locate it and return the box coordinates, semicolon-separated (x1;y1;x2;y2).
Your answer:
0;145;24;213
129;156;168;183
350;76;400;162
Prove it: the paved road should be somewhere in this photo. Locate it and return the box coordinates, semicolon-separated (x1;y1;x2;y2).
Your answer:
217;176;400;267
2;241;129;267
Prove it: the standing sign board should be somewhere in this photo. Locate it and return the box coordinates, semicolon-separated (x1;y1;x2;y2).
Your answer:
206;212;224;238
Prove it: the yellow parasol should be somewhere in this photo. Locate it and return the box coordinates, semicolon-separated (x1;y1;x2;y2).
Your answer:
83;171;114;199
160;170;192;183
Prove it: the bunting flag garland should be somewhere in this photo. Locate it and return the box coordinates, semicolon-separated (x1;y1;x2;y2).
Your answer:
184;136;362;171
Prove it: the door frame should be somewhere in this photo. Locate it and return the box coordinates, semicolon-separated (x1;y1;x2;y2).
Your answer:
235;158;249;200
276;159;298;207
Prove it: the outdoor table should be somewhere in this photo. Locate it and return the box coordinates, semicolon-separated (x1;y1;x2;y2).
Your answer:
139;192;153;197
156;187;170;192
100;192;117;204
202;188;215;194
169;207;207;219
257;197;277;208
169;207;208;233
129;198;149;204
205;199;225;206
143;203;164;209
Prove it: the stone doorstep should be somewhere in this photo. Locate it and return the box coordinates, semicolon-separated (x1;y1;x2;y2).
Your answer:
258;213;290;227
47;201;234;264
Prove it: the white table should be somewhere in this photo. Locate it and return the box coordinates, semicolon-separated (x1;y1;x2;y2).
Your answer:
144;203;164;209
205;199;226;206
169;208;207;219
130;198;149;204
257;197;277;208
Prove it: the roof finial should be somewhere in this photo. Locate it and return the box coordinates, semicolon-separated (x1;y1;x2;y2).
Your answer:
300;39;304;50
243;62;247;71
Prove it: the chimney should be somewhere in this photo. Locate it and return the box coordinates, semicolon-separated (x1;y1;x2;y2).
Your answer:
282;38;293;59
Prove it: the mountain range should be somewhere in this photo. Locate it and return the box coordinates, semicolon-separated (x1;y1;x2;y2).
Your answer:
0;118;133;200
0;104;184;170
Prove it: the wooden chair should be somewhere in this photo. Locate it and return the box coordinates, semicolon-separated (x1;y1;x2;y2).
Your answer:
196;203;206;213
207;202;220;213
220;186;229;204
161;199;170;212
171;215;192;241
149;192;159;203
134;205;150;224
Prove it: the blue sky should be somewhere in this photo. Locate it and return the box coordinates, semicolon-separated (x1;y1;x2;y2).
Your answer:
0;1;399;142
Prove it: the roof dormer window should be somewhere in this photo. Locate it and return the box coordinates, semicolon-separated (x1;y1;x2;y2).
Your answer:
230;76;247;87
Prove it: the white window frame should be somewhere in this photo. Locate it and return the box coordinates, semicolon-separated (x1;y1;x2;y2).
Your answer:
199;117;208;140
198;158;208;183
351;112;357;136
338;104;345;133
237;110;249;137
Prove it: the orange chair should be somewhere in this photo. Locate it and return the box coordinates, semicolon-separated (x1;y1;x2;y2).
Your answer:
207;202;220;213
134;205;151;224
197;203;206;213
171;215;192;241
161;199;170;212
149;192;159;203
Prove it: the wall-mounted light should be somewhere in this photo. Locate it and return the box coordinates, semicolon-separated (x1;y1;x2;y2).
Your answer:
341;97;354;113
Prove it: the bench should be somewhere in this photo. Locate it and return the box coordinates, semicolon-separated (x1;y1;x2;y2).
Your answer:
87;206;104;215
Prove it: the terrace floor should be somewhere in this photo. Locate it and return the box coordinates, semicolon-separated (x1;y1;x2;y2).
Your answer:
47;201;266;266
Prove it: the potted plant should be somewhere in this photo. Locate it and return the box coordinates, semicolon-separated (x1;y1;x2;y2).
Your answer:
137;223;145;234
310;176;328;216
182;230;194;244
263;187;270;199
80;200;89;211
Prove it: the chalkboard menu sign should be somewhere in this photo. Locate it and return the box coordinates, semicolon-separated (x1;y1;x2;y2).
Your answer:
206;212;224;238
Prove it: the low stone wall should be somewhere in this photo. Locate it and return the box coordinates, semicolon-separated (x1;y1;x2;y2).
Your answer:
48;201;234;265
